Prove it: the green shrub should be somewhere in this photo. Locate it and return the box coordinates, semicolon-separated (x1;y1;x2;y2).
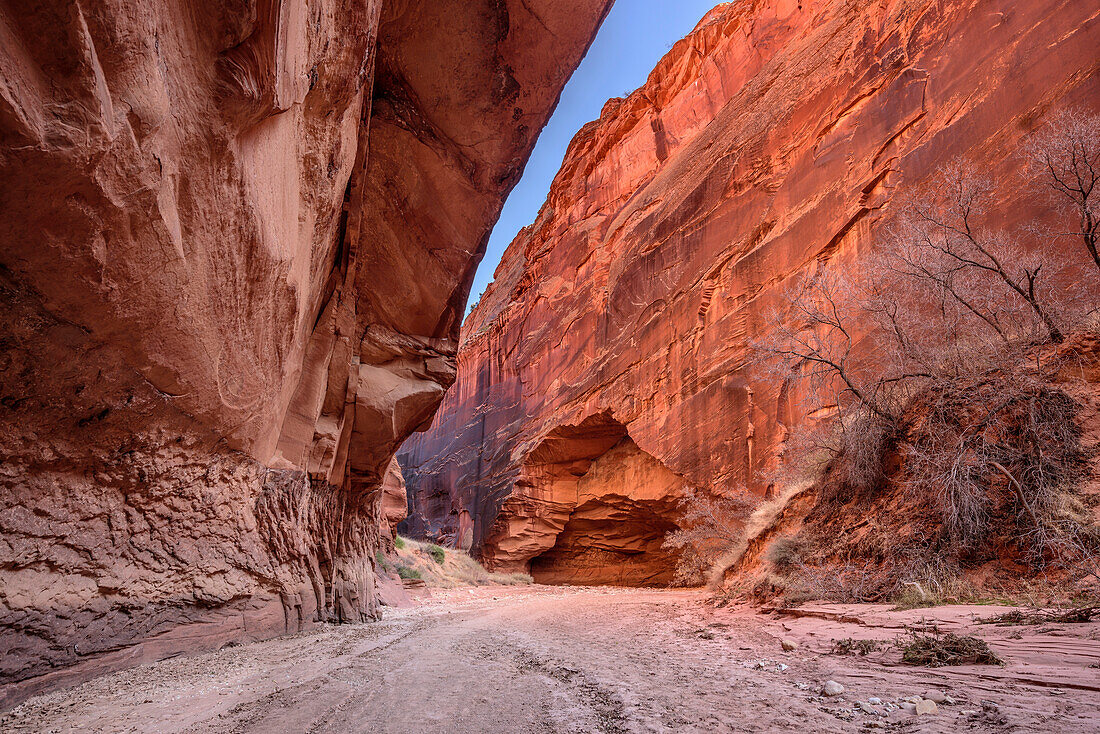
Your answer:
396;565;421;580
375;551;392;573
394;536;406;550
766;536;807;571
427;544;446;565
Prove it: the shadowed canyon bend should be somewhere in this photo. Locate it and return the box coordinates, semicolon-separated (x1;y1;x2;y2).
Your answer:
2;0;1100;730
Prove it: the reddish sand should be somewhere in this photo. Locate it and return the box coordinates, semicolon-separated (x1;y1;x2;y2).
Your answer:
3;587;1097;733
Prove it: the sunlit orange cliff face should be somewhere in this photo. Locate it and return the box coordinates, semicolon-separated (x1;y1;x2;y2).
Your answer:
399;0;1100;583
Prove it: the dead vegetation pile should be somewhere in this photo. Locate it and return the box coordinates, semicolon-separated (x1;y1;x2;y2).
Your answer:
899;630;1003;667
980;606;1098;625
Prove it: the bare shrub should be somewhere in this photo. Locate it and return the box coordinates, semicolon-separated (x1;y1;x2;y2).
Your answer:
788;561;884;603
823;413;898;503
754;269;903;423
664;486;754;586
752;270;910;507
1027;107;1100;272
889;164;1066;343
903;373;1088;566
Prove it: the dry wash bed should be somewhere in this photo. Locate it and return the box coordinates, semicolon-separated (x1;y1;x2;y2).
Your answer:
3;587;1099;733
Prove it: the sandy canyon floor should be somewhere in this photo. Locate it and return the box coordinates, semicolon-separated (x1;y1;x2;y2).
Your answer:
3;586;1099;733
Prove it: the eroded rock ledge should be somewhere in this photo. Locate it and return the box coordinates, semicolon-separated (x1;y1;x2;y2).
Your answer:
0;0;612;707
400;0;1100;575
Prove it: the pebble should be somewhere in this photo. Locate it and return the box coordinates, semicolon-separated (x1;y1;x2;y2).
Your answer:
922;689;947;704
915;699;938;715
899;702;917;714
781;639;798;651
867;697;882;705
823;680;845;697
857;701;885;716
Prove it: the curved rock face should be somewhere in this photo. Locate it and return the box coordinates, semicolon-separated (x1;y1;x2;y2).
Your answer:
474;412;687;585
0;0;612;707
400;0;1100;575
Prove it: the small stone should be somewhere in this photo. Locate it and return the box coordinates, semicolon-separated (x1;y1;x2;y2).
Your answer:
922;690;947;704
781;639;798;651
867;697;882;705
915;699;938;715
981;700;1000;712
776;663;789;672
944;695;956;705
867;722;886;730
904;695;922;704
823;680;846;697
858;702;884;716
899;702;917;714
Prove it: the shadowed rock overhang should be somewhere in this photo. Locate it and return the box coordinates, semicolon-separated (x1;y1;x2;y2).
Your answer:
0;0;613;709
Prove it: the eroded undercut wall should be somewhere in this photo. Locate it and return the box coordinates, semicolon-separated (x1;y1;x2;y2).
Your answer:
481;414;687;586
0;0;614;708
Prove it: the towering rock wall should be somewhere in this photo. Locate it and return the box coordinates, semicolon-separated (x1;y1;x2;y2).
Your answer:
0;0;612;707
400;0;1100;578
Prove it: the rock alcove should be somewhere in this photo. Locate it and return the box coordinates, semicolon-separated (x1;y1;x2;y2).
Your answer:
480;414;689;586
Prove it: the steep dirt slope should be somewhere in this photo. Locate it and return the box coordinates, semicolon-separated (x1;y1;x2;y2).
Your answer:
400;0;1100;578
0;0;612;707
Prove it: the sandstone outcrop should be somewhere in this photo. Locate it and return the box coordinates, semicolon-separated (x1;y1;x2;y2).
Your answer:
401;0;1100;579
380;458;409;542
0;0;611;707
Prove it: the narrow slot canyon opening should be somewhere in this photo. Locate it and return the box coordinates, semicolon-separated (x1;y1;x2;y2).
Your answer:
483;414;689;587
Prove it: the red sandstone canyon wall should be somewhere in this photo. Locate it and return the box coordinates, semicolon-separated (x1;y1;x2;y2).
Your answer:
0;0;612;706
400;0;1100;581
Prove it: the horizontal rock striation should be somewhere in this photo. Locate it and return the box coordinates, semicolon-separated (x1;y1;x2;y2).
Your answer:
400;0;1100;576
0;0;612;707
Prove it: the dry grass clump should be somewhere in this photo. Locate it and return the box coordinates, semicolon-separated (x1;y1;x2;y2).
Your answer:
899;629;1002;667
831;638;883;656
387;536;533;588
